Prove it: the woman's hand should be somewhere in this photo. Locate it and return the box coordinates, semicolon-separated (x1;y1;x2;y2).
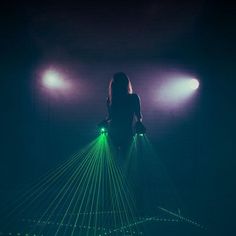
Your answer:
135;121;146;134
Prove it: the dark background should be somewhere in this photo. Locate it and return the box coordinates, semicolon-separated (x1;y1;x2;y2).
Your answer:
0;0;235;235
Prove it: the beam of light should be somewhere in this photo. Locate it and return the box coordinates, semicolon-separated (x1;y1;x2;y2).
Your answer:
125;134;182;216
2;134;141;236
157;207;205;229
37;146;97;235
3;139;99;220
0;133;206;236
156;75;200;109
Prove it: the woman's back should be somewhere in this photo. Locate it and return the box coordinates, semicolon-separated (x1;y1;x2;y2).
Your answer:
107;93;141;132
105;72;143;151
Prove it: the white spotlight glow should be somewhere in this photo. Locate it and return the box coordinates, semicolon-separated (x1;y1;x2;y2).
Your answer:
156;74;200;110
42;69;71;90
189;79;199;90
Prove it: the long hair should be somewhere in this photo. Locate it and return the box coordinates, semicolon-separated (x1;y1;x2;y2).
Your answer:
108;72;133;104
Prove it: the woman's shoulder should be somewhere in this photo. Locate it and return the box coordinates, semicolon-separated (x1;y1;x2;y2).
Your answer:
129;93;140;99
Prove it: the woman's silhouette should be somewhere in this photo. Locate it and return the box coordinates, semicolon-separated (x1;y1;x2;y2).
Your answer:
100;72;145;157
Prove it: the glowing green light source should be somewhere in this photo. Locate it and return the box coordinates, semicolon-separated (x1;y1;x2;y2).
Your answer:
100;127;107;134
139;134;144;137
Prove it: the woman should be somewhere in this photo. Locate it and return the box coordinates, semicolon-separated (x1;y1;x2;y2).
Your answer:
100;72;145;157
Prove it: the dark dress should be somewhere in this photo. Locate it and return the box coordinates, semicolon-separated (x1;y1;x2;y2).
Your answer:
107;93;142;151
